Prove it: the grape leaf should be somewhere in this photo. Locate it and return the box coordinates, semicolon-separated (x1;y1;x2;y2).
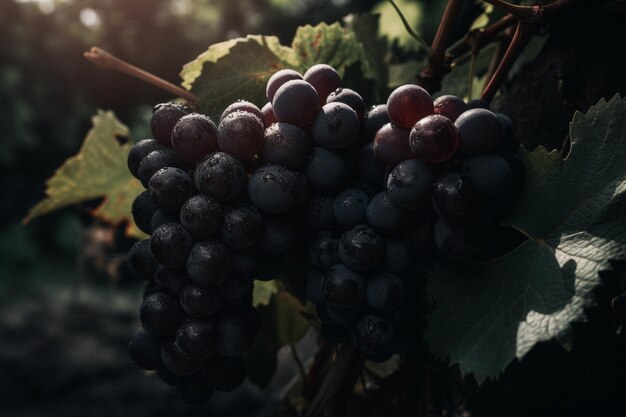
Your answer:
246;289;309;388
252;280;279;307
24;111;146;239
425;95;626;382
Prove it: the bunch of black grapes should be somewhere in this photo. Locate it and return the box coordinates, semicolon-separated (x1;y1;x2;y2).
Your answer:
125;62;522;402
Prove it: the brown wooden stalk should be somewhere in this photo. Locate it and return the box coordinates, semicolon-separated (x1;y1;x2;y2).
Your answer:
83;47;198;104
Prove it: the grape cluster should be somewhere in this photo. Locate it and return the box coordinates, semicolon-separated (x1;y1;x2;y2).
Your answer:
125;62;523;400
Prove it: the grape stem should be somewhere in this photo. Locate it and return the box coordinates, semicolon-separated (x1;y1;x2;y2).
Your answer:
303;341;334;400
416;0;466;93
447;13;517;64
483;0;576;19
305;343;365;417
83;47;198;104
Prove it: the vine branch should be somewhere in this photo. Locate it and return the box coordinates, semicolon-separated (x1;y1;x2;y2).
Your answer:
83;47;198;104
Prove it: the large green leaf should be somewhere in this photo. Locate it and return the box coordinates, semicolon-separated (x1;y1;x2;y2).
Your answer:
24;111;145;239
425;95;626;382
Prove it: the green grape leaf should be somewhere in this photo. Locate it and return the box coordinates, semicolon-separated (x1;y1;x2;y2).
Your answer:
252;280;279;307
245;289;310;389
425;95;626;383
24;111;146;239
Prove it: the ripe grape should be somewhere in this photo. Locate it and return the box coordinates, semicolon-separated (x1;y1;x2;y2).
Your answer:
366;272;404;311
137;149;185;188
150;223;193;268
272;79;321;128
186;240;232;287
151;102;191;147
180;194;223;237
194;152;246;202
326;88;365;119
333;189;369;227
303;64;341;104
148;167;194;212
363;104;390;143
384;239;412;273
466;99;490;110
433;217;471;259
161;340;203;376
409;114;459;164
455;108;501;155
312;102;360;149
131;191;158;235
496;112;514;148
386;84;433;128
248;165;299;214
327;303;363;326
154;266;187;297
220;100;263;121
217;110;265;161
357;143;386;187
176;318;216;360
129;329;163;370
266;69;303;101
308;231;340;269
433;172;475;224
306;147;347;191
231;251;257;275
321;263;365;309
366;192;406;234
256;214;298;254
140;292;184;336
127;239;158;280
386;159;434;209
261;102;278;128
219;203;264;249
259;122;311;169
350;314;394;356
462;154;512;199
171;113;219;163
339;225;383;270
373;123;414;167
180;283;221;318
217;273;253;301
128;139;166;178
151;209;179;231
215;306;261;356
433;95;467;122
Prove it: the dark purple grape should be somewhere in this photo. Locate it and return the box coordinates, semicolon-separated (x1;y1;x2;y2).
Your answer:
151;209;179;231
217;273;253;301
176;319;216;360
151;102;191;147
128;139;166;178
433;95;467;122
306;269;325;306
363;104;390;143
349;178;382;199
295;171;312;205
143;281;160;300
128;239;158;280
171;113;219;163
386;159;434;209
322;264;365;309
339;225;384;270
231;251;256;274
373;123;414;167
186;240;232;287
466;99;490;110
259;122;311;168
132;191;158;234
384;239;412;273
175;374;214;404
462;154;512;199
309;231;340;269
499;151;524;187
333;189;369;227
261;102;277;128
366;192;406;234
256;214;298;254
366;272;404;311
202;354;247;392
217;110;264;161
358;143;386;187
386;84;433;128
303;64;341;104
180;283;220;318
306;193;337;229
150;223;193;268
433;172;475;224
455;108;501;155
180;194;223;237
161;340;202;376
129;329;162;370
248;165;299;214
215;307;261;356
312;102;360;150
327;303;363;326
154;266;187;297
148;167;193;212
326;88;365;119
306;147;347;191
194;152;246;202
219;203;263;249
433;217;471;259
496;113;515;148
266;69;303;101
220;100;263;121
272;79;321;128
140;292;183;336
350;314;394;355
137;149;185;188
409;114;459;164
